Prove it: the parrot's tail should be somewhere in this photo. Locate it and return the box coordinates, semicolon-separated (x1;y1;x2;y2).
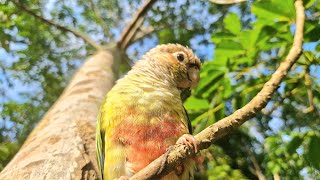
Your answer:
96;112;105;180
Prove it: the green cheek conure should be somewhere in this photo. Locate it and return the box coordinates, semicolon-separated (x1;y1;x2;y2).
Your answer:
96;44;201;180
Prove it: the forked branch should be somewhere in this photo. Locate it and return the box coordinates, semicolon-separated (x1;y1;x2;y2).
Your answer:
117;0;157;50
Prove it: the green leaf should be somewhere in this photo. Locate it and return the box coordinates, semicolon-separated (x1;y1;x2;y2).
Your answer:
298;51;318;65
214;102;225;120
304;20;320;42
238;28;261;51
215;40;243;55
304;0;317;9
214;40;245;65
232;95;245;110
306;135;320;170
223;78;233;99
267;161;281;174
287;135;303;154
0;145;9;161
224;12;241;35
158;29;175;44
252;0;295;23
202;80;223;99
316;0;320;11
316;43;320;52
158;28;193;45
212;32;236;44
256;26;277;47
195;70;225;98
304;51;317;63
184;97;210;111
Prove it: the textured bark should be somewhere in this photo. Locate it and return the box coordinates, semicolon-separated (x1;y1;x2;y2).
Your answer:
0;50;116;180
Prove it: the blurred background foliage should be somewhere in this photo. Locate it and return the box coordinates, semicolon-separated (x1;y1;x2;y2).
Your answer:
0;0;319;179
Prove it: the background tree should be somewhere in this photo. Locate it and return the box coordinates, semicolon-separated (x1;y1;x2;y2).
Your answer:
0;0;319;179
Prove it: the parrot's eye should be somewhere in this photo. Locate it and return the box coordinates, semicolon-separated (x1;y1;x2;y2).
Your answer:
176;53;185;62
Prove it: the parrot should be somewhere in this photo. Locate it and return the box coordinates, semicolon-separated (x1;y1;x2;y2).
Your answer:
96;43;201;180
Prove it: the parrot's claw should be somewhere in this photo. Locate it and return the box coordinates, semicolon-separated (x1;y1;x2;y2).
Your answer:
176;134;198;153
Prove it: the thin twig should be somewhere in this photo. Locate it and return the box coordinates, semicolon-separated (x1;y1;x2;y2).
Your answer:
130;0;305;179
121;16;145;50
117;0;157;50
11;0;102;50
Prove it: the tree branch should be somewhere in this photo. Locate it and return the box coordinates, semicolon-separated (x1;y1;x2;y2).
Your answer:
117;0;157;50
130;0;305;179
11;0;103;50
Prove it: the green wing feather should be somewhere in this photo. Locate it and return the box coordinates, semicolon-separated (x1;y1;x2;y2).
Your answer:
184;107;193;134
96;111;105;180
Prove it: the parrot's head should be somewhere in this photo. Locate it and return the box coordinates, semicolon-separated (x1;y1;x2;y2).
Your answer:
138;44;201;90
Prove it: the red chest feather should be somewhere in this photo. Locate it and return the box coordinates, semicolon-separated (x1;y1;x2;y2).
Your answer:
112;118;187;173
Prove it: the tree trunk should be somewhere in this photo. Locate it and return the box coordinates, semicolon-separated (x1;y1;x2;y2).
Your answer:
0;50;116;180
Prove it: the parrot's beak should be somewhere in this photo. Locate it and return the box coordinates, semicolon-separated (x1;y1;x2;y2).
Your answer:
177;63;200;90
188;66;200;89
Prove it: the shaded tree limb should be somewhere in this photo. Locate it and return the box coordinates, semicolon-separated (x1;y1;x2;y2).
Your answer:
117;0;157;50
11;0;103;50
130;0;305;179
120;17;145;50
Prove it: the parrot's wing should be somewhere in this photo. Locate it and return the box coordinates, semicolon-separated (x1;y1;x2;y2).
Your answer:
184;107;193;134
96;111;105;180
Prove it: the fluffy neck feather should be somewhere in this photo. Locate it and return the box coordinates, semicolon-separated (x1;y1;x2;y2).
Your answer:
114;58;180;96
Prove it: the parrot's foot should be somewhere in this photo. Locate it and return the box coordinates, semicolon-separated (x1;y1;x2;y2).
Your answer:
176;134;198;153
